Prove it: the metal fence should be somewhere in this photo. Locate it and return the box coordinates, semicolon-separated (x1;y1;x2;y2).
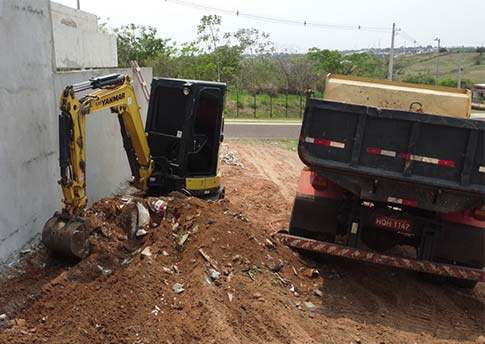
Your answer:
225;89;318;119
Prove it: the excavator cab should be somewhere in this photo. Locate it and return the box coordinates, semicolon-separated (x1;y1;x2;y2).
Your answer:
145;78;226;198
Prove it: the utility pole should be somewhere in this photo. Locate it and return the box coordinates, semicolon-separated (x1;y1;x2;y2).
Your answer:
457;51;463;89
387;22;396;80
434;37;441;85
76;0;80;10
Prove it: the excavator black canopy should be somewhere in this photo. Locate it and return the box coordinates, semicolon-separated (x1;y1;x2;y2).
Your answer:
145;78;226;197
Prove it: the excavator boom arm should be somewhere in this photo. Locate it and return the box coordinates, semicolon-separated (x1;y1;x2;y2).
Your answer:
58;74;153;216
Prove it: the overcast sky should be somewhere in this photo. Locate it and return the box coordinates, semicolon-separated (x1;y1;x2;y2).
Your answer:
53;0;484;52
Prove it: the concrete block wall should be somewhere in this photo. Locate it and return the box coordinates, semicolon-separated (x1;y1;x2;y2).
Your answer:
51;2;117;68
0;0;152;262
0;0;59;261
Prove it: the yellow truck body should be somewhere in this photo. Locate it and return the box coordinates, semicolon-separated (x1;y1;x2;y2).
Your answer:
323;74;472;118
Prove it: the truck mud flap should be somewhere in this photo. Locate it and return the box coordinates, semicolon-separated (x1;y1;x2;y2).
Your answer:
277;233;485;282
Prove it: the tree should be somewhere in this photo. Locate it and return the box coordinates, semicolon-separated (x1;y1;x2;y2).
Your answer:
307;48;386;78
307;48;342;74
113;24;172;67
232;28;275;93
197;15;224;81
477;47;485;55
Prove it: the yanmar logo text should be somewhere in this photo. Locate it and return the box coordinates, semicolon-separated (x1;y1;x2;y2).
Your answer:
101;92;125;106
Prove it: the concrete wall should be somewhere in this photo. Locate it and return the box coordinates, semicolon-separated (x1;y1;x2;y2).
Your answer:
53;68;152;203
0;0;152;262
51;2;117;68
0;0;58;261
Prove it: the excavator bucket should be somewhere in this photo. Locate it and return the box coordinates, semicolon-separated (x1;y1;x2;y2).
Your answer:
42;215;89;259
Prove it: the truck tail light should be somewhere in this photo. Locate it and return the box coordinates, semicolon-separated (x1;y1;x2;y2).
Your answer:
473;205;485;221
311;173;328;190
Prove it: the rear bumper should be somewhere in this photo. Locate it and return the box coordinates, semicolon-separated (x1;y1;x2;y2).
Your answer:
278;233;485;282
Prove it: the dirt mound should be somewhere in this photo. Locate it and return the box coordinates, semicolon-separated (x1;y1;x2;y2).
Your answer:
0;193;324;344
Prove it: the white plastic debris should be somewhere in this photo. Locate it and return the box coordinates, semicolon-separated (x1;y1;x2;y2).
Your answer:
172;283;185;294
96;265;112;276
136;229;147;237
137;203;150;229
141;247;152;257
208;268;220;281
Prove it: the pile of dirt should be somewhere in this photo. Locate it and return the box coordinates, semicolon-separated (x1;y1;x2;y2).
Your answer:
0;192;326;343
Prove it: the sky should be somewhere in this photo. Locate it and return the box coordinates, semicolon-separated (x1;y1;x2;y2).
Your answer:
53;0;484;52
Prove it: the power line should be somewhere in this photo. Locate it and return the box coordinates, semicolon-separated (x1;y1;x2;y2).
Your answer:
162;0;391;33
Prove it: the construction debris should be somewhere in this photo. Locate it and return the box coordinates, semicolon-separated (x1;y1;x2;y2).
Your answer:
172;283;185;294
219;143;243;167
199;249;219;270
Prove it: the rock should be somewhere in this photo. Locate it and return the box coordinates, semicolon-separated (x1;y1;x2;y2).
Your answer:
141;247;152;258
0;314;6;321
232;254;242;263
227;292;234;302
20;249;31;255
172;283;185;294
267;259;284;272
303;301;317;312
252;292;262;299
177;233;190;247
162;250;169;256
15;318;26;327
137;202;150;228
314;289;323;297
136;229;147;237
476;336;485;343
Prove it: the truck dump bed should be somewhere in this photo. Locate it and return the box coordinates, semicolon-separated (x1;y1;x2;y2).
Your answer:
324;74;472;118
298;99;485;212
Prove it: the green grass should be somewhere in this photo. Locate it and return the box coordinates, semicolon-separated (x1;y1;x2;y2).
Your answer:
225;90;307;119
228;138;299;151
395;52;485;84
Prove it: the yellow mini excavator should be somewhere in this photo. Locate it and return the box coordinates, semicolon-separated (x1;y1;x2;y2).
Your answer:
42;74;226;258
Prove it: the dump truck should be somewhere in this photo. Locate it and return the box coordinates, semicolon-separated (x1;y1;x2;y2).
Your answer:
283;74;485;288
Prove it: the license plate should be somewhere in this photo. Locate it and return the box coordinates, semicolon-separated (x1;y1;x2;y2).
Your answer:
374;215;412;233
